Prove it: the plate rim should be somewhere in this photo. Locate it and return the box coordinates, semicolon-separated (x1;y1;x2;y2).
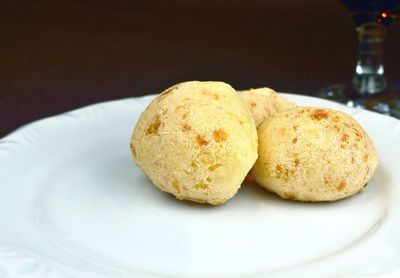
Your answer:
1;93;400;278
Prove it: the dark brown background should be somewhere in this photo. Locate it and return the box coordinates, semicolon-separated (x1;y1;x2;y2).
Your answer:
1;0;400;138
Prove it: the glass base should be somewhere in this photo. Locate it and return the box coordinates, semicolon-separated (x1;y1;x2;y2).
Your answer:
316;83;400;119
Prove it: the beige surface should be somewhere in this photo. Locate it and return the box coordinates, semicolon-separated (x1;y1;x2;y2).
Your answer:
251;107;378;202
131;81;258;205
238;88;296;126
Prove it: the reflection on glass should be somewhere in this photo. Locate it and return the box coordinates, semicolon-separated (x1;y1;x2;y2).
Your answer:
316;0;400;118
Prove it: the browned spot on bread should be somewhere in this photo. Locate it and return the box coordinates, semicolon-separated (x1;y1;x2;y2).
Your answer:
285;113;288;118
276;164;282;178
175;105;184;112
293;125;298;131
190;161;198;171
238;120;244;125
146;117;161;135
351;157;355;163
183;97;191;101
337;181;346;191
172;180;181;194
292;138;298;144
276;165;290;180
340;144;345;149
159;87;174;97
251;102;257;108
201;89;209;96
284;192;297;200
213;129;227;143
310;109;328;121
194;183;208;190
130;143;137;157
333;116;340;123
196;135;209;146
363;154;369;162
182;112;189;119
200;152;213;164
333;125;340;132
206;177;212;183
341;133;349;143
208;163;222;171
294;159;300;166
214;94;219;100
182;124;191;132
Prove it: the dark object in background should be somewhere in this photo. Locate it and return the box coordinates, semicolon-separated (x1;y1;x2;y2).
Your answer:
1;0;400;137
316;0;400;118
340;0;400;13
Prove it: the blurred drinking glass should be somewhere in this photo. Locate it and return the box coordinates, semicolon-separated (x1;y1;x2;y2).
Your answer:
316;0;400;118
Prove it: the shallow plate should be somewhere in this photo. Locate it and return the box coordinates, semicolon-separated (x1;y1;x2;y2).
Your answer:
1;94;400;278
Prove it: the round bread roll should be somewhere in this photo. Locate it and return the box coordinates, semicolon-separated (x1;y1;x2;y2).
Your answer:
131;81;258;205
251;107;378;202
238;88;296;126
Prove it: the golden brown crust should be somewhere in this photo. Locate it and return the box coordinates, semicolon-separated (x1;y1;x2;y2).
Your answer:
131;81;258;205
251;107;378;202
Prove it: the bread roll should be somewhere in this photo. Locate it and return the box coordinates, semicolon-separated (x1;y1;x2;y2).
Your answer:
238;88;296;126
131;81;258;205
251;107;378;201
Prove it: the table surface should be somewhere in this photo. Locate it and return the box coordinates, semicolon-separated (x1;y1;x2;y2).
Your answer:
1;0;400;138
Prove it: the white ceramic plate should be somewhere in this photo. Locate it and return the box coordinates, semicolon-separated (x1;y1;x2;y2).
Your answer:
1;94;400;278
